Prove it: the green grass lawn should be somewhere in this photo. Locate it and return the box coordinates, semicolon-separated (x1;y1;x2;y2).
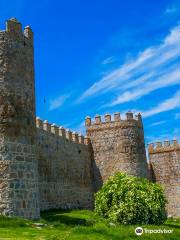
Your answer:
0;209;179;240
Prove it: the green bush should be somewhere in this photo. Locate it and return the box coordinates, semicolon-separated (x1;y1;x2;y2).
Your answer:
95;172;167;225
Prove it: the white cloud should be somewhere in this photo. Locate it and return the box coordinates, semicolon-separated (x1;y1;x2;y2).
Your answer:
150;121;166;127
102;56;115;65
109;68;180;106
122;91;180;119
77;24;180;106
142;91;180;118
78;49;154;101
49;94;70;111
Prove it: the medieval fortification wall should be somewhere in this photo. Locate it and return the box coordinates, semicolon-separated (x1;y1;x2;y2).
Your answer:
0;19;179;219
0;18;39;219
86;112;148;191
148;141;180;218
36;118;94;211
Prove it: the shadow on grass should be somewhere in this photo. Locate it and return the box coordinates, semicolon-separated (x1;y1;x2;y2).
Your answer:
41;209;94;227
0;215;28;228
164;218;180;229
164;223;180;229
41;210;128;240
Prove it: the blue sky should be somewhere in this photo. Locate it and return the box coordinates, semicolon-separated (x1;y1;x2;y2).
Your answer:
0;0;180;144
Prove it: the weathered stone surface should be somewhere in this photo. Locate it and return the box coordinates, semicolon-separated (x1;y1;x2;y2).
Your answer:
0;18;179;220
0;20;35;144
0;19;39;219
148;141;180;218
36;126;94;210
86;113;148;191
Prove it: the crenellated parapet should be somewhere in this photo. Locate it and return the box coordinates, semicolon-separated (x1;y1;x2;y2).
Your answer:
85;112;143;131
148;140;180;218
36;117;90;145
0;18;33;43
1;17;179;219
36;117;94;211
85;111;148;190
148;140;180;154
0;18;39;219
0;18;35;143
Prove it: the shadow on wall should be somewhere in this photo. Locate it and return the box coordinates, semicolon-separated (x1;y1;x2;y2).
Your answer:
90;144;103;192
148;162;156;182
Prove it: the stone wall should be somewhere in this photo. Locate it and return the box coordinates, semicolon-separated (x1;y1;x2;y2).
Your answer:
0;18;39;219
0;141;39;218
0;18;179;220
0;19;36;144
86;112;148;191
36;118;94;210
148;140;180;218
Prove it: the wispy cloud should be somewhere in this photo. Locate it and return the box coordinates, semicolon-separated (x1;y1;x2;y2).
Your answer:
77;24;180;105
78;48;154;101
109;67;180;106
49;94;70;111
165;5;179;15
101;56;115;65
142;91;180;118
150;120;166;127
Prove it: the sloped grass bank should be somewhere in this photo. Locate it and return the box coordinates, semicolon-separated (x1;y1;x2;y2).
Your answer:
0;210;179;240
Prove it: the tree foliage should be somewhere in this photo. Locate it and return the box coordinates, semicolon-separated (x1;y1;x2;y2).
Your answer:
95;172;167;224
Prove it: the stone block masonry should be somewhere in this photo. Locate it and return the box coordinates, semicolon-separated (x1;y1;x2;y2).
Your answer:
0;141;39;218
148;140;180;218
0;18;94;217
0;18;179;219
86;112;148;191
36;118;94;210
0;18;39;219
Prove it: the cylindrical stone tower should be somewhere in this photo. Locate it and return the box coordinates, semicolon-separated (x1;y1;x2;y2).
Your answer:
148;140;180;218
0;18;39;219
85;112;148;191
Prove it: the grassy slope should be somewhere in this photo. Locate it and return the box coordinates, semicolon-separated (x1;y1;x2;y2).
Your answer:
0;210;179;240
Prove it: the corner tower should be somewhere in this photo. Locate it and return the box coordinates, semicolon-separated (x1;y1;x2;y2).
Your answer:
0;18;39;218
86;112;148;191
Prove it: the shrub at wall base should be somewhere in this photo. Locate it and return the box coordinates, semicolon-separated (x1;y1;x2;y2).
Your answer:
95;172;167;225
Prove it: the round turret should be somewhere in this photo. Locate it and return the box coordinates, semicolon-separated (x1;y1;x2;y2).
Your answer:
85;112;148;191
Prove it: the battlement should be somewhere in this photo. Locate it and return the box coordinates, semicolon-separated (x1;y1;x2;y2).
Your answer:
0;18;33;41
0;18;179;219
36;117;90;145
148;140;180;154
85;112;143;130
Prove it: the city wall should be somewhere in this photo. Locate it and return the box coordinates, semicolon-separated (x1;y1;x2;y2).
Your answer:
86;112;148;191
148;140;180;218
0;18;39;219
36;118;94;210
0;18;179;220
